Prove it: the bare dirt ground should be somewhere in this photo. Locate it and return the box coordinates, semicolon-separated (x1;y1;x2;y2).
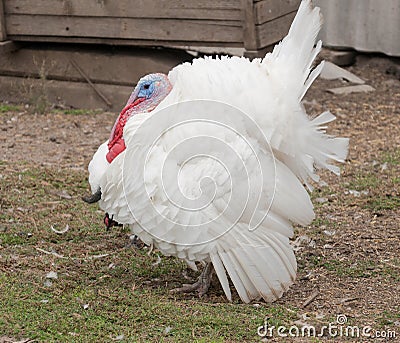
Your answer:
0;52;399;342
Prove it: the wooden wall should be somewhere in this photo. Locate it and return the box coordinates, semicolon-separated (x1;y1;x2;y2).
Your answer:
0;45;192;111
2;0;300;52
0;0;7;41
4;1;243;46
0;0;301;110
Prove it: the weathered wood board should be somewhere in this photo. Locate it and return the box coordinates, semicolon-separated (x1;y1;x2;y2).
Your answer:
0;0;6;41
6;16;243;43
0;46;191;86
4;0;243;20
0;75;133;111
242;0;299;56
2;0;300;53
257;11;297;48
4;0;299;24
255;0;300;24
0;45;192;110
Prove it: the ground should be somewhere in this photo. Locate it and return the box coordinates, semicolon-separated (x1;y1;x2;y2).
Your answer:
0;53;399;343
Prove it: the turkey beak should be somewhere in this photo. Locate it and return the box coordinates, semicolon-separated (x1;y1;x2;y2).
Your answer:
125;86;140;107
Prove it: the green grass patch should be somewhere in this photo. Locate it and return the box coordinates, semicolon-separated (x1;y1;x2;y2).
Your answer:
367;196;400;211
392;177;400;184
0;102;105;116
347;172;380;191
382;148;400;165
309;257;400;281
53;108;104;116
310;217;337;228
375;310;400;327
0;103;22;113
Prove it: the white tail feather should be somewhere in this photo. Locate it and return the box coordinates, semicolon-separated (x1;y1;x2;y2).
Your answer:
213;227;296;303
262;0;348;185
210;253;232;301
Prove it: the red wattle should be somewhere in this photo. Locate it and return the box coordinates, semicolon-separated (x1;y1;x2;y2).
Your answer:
107;97;146;163
106;139;126;163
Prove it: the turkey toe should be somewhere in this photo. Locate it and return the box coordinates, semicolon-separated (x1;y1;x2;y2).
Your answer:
171;263;214;297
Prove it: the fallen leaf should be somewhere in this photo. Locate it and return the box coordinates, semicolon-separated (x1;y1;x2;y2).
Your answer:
327;84;375;95
51;224;70;234
46;271;58;279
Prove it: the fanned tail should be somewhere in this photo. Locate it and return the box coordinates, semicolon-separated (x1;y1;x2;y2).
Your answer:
262;0;348;186
274;110;349;189
263;0;323;101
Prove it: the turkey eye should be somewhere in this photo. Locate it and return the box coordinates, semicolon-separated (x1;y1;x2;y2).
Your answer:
143;84;150;90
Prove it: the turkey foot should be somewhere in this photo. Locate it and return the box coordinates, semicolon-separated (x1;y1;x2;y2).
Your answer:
130;235;146;250
171;263;214;297
103;212;122;230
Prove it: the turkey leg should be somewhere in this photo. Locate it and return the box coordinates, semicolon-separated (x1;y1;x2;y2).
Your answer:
171;263;214;297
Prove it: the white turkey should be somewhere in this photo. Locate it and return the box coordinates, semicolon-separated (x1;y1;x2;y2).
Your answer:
84;0;348;303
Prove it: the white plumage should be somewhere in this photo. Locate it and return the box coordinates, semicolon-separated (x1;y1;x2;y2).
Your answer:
87;0;348;303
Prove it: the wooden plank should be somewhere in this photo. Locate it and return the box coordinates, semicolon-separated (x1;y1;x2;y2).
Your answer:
242;0;259;51
257;11;296;48
255;0;300;24
0;0;6;41
6;15;243;43
0;75;133;111
0;46;191;86
6;35;244;48
69;58;112;107
4;0;242;21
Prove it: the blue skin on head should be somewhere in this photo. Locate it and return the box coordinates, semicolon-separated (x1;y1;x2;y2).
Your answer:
126;73;171;109
137;81;155;99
